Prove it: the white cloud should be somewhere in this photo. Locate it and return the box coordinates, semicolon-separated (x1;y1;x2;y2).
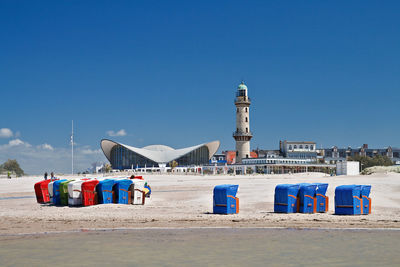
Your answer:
0;128;13;138
81;148;102;155
0;142;107;175
8;139;31;147
38;143;54;151
107;129;127;137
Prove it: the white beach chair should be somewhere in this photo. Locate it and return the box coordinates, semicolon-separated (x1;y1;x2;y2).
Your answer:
48;181;55;203
130;180;145;205
68;180;88;206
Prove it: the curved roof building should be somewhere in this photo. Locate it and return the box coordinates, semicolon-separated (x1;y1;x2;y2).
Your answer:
101;139;220;169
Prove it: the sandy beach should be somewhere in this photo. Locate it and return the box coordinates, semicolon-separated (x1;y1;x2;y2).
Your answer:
0;172;399;236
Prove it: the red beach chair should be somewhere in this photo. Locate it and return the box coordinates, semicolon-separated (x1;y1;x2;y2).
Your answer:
34;180;52;203
82;180;99;206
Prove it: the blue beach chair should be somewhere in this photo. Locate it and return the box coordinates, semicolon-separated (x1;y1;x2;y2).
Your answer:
361;185;372;215
213;184;239;214
97;179;116;204
114;179;133;204
52;179;67;205
335;185;362;215
314;183;329;213
298;183;318;213
274;184;300;213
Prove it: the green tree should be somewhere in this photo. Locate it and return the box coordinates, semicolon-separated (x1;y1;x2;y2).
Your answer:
1;159;25;177
169;160;178;171
104;163;112;173
348;155;393;169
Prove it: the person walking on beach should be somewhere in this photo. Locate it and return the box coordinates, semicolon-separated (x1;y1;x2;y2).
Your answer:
44;172;48;180
50;172;54;180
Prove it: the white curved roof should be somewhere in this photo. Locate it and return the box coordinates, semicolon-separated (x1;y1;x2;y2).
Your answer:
101;139;220;164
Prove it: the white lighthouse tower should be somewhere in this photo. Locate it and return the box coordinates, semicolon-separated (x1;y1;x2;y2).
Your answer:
233;81;252;163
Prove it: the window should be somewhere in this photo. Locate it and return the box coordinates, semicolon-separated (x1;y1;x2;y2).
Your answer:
236;128;238;132
289;145;292;150
236;108;239;113
245;108;248;112
305;145;308;149
299;145;303;149
236;151;238;156
294;145;297;149
246;128;248;133
310;145;314;150
245;117;248;122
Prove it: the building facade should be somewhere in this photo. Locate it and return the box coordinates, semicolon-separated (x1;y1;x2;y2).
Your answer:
323;144;400;164
101;139;220;170
279;140;318;160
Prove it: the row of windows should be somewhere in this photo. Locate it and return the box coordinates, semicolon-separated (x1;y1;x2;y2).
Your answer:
236;128;249;133
111;145;158;169
243;159;309;164
236;108;248;113
174;146;209;166
288;145;314;150
326;151;399;158
287;153;317;159
110;145;210;169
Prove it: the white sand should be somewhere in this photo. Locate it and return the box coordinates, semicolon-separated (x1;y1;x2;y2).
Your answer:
0;172;399;235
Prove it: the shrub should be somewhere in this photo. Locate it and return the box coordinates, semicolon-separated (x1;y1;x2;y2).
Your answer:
1;159;25;177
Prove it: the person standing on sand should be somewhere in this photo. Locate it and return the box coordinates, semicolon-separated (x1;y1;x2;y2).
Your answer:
50;172;54;180
44;172;48;180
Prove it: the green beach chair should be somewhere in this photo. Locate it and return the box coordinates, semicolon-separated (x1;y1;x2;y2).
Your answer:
60;180;75;206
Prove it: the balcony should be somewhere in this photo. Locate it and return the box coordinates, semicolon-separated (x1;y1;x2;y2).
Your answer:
234;96;251;105
233;131;253;137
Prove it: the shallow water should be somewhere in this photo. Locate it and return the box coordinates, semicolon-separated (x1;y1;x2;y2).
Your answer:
1;228;399;266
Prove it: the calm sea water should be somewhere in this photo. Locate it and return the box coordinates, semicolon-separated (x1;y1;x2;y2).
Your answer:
1;228;399;266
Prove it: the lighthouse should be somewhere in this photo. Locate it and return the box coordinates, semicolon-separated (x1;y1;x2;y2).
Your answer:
233;82;252;163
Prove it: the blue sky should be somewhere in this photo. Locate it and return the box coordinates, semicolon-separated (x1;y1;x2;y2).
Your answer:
1;1;399;174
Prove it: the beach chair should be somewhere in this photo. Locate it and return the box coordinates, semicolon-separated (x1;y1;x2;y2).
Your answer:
361;185;372;215
60;180;75;206
130;180;146;205
48;180;56;203
335;185;362;215
68;180;89;206
213;184;239;214
52;179;67;205
144;183;151;198
314;183;329;213
82;180;99;206
274;184;300;213
97;179;116;204
114;179;133;204
34;180;52;203
298;183;318;213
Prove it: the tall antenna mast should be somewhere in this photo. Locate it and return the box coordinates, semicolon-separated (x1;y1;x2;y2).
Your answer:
71;120;74;175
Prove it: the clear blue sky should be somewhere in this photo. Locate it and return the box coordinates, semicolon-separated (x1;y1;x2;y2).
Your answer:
1;1;399;173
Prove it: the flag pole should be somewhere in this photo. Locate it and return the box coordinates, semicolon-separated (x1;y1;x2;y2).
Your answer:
71;120;74;175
